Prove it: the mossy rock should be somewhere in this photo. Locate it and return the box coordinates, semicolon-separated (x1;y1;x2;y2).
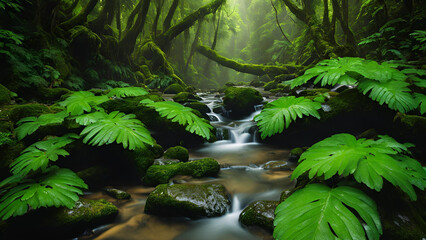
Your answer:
164;146;189;162
288;147;308;163
5;103;52;123
263;81;278;91
0;141;25;180
164;83;185;94
185;101;210;115
0;84;11;105
172;92;202;103
298;88;329;97
69;26;101;65
35;87;71;102
223;87;263;118
143;158;220;186
239;200;279;232
145;183;230;218
77;165;112;188
0;198;118;239
249;79;264;88
274;74;296;82
103;188;131;200
125;144;164;178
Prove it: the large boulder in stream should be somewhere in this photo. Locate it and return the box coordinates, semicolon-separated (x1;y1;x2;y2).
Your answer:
143;158;220;186
164;146;189;162
0;198;118;239
223;87;263;118
145;183;230;218
239;200;279;232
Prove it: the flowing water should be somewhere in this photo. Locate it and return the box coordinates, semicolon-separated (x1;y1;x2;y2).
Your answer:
80;92;295;240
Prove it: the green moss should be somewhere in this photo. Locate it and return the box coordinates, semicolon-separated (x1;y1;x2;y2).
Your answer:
125;144;164;178
55;198;117;224
185;102;210;115
223;87;263;118
298;88;329;97
0;141;25;180
36;87;71;102
264;81;278;91
103;188;131;200
144;183;229;218
164;146;189;162
0;84;11;105
239;200;279;232
164;83;185;94
143;158;220;186
172;92;202;103
288;147;308;163
6;104;52;123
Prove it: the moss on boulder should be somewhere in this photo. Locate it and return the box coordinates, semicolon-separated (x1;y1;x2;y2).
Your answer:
263;81;278;91
143;158;220;186
297;88;329;97
239;200;279;232
164;146;189;162
103;188;131;200
223;87;263;118
5;103;52;123
185;101;210;116
145;183;230;218
172;92;202;103
288;147;308;163
35;87;71;102
124;144;164;179
164;83;185;94
0;84;11;105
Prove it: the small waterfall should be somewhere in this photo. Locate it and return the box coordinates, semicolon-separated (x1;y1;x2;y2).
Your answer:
231;195;241;213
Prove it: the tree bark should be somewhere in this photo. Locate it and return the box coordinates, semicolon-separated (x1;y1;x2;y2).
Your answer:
59;0;98;30
331;0;356;47
152;0;164;37
163;0;180;32
196;44;301;77
154;0;225;49
90;0;117;34
185;19;203;73
118;0;151;60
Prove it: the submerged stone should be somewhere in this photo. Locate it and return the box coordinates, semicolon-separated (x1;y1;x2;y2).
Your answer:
145;183;230;218
239;200;279;232
103;188;131;200
143;158;220;186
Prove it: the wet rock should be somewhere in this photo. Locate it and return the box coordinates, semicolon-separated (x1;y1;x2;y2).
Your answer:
0;198;118;239
164;146;189;162
172;92;202;103
164;83;185;94
297;88;329;97
239;200;279;232
143;158;220;186
154;159;180;165
288;147;308;163
262;161;291;170
103;188;131;200
145;184;230;218
223;87;263;118
185;101;210;115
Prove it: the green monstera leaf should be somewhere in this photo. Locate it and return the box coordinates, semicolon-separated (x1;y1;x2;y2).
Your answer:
0;166;87;220
274;184;382;240
254;96;321;139
292;134;426;200
106;87;149;98
142;100;214;140
80;111;155;150
10;134;79;176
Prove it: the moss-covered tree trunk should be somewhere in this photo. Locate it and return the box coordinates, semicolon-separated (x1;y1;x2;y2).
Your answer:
59;0;99;30
118;0;152;60
90;0;117;35
163;0;180;33
203;9;221;78
185;19;203;73
196;45;302;77
152;0;165;37
154;0;225;50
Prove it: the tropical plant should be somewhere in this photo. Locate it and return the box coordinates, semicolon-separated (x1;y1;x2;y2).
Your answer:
0;29;23;46
410;30;426;52
14;111;69;140
0;0;23;12
106;87;149;98
0;132;14;146
291;133;425;201
10;134;78;176
59;91;108;116
254;96;322;139
80;111;155;150
0;166;87;220
141;100;214;140
274;184;382;240
290;57;425;113
147;73;175;89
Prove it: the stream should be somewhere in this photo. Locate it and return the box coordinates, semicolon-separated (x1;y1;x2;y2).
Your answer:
80;92;295;240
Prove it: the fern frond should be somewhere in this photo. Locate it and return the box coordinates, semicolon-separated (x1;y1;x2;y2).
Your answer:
106;87;149;98
414;93;426;114
15;111;69;140
59;91;108;116
0;166;87;220
292;134;425;200
254;96;322;139
10;134;79;176
142;100;214;140
274;184;382;240
80;111;155;150
358;79;417;113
